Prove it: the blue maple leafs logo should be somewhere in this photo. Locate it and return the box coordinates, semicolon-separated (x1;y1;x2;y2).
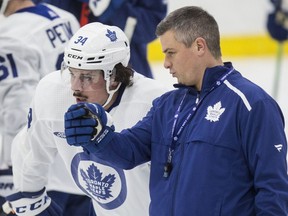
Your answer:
105;29;117;42
80;164;115;200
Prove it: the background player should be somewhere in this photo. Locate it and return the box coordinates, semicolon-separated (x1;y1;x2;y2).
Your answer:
32;0;168;78
3;22;171;216
0;0;79;213
267;0;288;42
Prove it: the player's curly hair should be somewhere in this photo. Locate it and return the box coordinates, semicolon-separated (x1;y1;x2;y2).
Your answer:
114;63;134;87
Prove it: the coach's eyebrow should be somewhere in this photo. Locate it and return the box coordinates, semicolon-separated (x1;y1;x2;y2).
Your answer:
163;48;173;53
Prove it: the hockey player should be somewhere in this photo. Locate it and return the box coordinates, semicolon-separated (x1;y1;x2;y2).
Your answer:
64;6;288;215
32;0;168;78
267;0;288;41
0;0;80;211
3;22;171;215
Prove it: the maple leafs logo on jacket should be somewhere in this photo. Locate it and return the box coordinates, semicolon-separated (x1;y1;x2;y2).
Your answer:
80;163;116;200
205;101;225;122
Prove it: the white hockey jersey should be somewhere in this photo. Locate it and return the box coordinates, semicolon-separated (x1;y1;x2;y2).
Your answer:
0;3;80;166
12;70;171;215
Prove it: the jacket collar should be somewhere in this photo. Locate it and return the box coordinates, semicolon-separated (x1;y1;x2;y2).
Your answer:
174;62;234;95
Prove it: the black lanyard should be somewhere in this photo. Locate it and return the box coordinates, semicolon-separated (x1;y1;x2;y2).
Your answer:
163;67;235;178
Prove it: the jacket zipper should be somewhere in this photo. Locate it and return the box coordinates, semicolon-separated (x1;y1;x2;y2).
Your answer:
170;138;185;216
170;94;200;215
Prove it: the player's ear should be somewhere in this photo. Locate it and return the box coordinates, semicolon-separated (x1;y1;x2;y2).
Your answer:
109;68;120;90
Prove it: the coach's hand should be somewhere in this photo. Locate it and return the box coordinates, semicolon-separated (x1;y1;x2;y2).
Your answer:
64;103;115;153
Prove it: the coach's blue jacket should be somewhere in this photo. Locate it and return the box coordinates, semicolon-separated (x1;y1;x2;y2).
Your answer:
95;62;288;215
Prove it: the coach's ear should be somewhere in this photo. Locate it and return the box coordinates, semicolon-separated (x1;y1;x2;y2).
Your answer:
192;37;206;57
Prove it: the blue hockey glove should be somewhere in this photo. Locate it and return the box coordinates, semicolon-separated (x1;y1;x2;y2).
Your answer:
267;10;288;41
3;188;62;216
267;0;288;41
64;103;115;153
